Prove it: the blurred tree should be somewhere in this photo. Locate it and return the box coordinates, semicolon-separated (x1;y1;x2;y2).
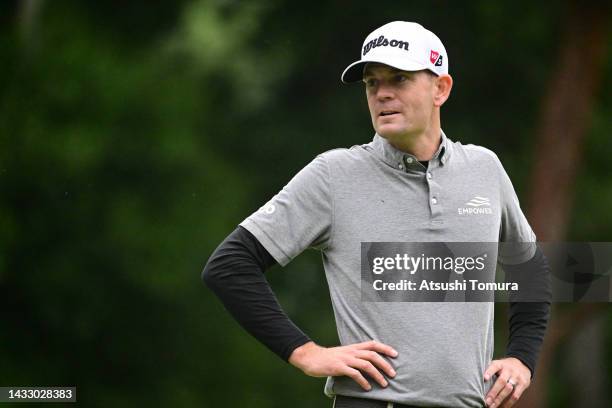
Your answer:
1;1;261;406
521;1;610;407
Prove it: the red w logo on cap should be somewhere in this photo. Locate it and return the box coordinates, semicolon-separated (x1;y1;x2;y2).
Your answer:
430;50;439;64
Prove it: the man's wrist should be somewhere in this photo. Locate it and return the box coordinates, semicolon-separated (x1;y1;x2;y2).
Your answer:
288;341;318;370
504;354;533;378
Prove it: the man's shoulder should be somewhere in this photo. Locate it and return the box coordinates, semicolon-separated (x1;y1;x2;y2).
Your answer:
316;143;371;164
451;141;503;170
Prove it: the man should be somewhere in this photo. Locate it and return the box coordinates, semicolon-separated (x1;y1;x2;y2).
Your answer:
203;21;550;408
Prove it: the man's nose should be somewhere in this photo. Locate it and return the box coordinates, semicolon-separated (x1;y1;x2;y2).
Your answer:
375;82;394;100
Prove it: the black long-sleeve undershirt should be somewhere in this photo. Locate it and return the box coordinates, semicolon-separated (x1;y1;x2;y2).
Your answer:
202;226;550;377
503;247;551;378
202;226;311;361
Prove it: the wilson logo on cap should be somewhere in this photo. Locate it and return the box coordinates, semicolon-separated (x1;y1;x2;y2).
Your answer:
363;35;409;56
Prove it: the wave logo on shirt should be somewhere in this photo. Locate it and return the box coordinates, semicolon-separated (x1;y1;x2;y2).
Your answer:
458;196;492;215
466;196;490;207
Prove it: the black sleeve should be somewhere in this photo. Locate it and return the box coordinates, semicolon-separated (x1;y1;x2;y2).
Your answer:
504;246;551;378
202;226;312;361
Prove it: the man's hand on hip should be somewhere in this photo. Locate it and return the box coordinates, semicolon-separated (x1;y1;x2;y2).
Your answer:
484;357;531;408
288;340;398;391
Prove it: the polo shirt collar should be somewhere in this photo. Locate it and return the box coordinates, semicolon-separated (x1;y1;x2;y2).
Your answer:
370;130;453;170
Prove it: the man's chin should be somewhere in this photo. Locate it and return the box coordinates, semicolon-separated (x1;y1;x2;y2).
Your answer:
376;128;406;140
375;125;424;141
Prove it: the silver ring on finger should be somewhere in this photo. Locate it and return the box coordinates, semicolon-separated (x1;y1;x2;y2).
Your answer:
507;378;517;388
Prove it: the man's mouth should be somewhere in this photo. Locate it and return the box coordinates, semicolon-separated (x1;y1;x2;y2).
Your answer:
379;110;400;117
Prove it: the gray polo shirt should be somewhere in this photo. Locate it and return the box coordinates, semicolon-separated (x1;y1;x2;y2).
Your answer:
240;131;535;407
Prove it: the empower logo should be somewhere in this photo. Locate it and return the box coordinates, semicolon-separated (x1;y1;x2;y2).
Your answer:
466;196;490;207
458;196;492;215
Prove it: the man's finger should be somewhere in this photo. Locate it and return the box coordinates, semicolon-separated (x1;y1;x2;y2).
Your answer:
503;382;526;407
343;366;371;391
354;340;398;357
493;383;514;408
485;374;508;407
350;358;388;388
354;350;397;378
490;379;514;408
483;360;502;381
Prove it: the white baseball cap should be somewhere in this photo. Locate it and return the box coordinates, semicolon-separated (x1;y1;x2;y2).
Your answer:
341;21;448;83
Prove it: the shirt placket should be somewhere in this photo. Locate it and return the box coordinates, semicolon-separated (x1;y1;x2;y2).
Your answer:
424;157;444;223
427;169;443;220
402;154;442;221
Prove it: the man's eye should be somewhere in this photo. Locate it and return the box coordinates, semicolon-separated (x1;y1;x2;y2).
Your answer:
395;74;407;83
364;78;377;87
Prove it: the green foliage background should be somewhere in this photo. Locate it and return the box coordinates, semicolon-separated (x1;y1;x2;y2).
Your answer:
0;1;610;406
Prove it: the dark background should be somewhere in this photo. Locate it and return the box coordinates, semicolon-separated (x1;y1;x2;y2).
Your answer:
1;1;610;406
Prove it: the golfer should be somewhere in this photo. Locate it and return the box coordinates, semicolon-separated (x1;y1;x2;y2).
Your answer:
203;21;550;408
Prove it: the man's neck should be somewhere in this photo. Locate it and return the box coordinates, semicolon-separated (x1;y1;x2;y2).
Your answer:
384;125;442;161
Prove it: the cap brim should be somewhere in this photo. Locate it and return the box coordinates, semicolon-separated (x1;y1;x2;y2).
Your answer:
340;58;431;84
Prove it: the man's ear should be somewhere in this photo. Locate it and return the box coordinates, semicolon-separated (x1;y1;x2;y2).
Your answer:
433;74;453;107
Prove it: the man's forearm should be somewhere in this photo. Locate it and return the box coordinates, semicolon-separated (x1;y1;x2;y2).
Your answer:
202;226;311;361
505;246;552;377
506;302;550;377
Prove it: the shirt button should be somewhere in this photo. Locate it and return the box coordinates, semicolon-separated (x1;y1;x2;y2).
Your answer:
427;172;432;179
431;197;438;205
406;157;414;164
